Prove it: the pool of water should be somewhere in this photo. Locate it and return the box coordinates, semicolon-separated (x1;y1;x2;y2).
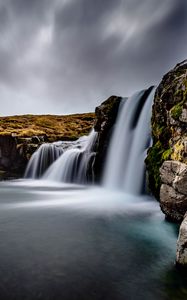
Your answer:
0;180;186;300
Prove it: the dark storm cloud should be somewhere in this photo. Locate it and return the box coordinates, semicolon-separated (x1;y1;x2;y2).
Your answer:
55;0;119;28
0;0;186;115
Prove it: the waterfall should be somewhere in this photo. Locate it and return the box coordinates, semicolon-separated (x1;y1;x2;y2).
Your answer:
24;143;64;179
43;130;98;184
103;86;155;195
24;87;154;193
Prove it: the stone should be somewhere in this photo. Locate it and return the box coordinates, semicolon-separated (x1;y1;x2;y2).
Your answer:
180;108;187;123
176;213;187;265
160;160;187;195
159;160;187;221
160;184;187;222
160;160;183;186
173;166;187;195
94;95;122;133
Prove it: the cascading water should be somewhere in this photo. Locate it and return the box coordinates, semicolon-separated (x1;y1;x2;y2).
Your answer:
43;130;98;184
24;143;64;179
103;86;155;195
24;87;154;193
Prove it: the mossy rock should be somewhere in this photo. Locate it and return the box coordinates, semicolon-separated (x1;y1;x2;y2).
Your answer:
171;103;183;120
146;60;187;198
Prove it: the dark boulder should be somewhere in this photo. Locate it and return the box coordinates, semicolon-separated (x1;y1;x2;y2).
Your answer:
93;95;122;181
0;135;27;179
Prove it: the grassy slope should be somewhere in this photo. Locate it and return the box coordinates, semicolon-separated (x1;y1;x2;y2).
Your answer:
0;113;95;141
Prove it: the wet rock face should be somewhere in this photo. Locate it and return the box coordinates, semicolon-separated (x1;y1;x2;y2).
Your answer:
93;95;122;182
146;60;187;197
0;135;48;180
176;214;187;265
94;96;122;133
0;135;27;179
0;135;17;169
160;161;187;222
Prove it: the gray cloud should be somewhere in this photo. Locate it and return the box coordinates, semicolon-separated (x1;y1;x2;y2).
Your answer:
0;0;186;116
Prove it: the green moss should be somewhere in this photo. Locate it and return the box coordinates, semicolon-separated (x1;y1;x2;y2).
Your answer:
145;141;165;197
152;123;164;139
171;141;184;161
171;86;187;120
171;103;183;120
162;148;173;160
183;89;187;102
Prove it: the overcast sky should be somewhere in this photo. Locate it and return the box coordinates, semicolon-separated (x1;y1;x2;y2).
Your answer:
0;0;186;116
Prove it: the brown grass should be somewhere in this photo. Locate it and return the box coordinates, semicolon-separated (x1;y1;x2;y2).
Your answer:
0;113;95;141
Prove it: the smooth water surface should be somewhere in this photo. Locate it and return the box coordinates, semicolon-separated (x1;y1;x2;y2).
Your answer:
0;180;186;300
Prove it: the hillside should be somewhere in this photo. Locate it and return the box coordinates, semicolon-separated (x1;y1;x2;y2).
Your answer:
0;113;95;142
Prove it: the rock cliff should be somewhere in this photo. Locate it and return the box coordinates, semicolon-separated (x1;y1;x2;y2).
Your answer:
144;60;187;265
146;60;187;199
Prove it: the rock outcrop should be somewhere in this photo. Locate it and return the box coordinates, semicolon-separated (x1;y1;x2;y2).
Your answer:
160;161;187;222
0;135;46;180
176;213;187;265
146;60;187;198
0;135;25;179
93;95;122;181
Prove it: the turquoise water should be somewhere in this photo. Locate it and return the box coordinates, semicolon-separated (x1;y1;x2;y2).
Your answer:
0;180;186;300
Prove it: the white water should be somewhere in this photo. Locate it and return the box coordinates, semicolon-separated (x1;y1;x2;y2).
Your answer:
103;87;155;194
24;87;154;195
24;143;64;179
43;130;98;184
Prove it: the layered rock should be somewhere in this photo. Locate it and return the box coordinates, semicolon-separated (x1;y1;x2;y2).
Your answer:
160;161;187;221
176;213;187;265
146;60;187;197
